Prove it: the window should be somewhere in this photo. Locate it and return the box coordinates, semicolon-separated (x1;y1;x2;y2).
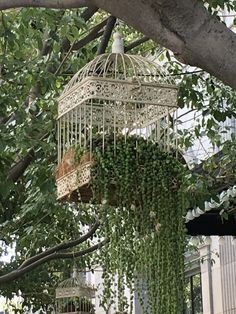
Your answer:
184;273;203;314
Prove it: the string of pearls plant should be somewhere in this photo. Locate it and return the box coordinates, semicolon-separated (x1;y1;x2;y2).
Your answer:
77;135;189;314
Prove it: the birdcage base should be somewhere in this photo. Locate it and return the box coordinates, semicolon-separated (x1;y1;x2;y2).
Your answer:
56;155;117;204
56;160;92;202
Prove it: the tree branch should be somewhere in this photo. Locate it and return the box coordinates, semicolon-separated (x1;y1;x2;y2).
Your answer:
55;20;106;75
124;36;149;53
61;6;98;52
53;239;106;259
91;0;236;89
72;18;107;50
1;0;236;88
19;220;100;269
97;15;116;55
0;0;90;10
7;150;35;182
0;221;103;284
6;10;102;182
7;131;49;182
0;240;106;284
80;6;98;21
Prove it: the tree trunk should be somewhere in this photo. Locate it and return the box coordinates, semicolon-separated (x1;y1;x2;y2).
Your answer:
92;0;236;89
0;0;236;89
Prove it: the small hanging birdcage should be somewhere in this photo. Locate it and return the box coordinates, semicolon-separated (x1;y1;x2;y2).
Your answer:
56;272;96;314
55;33;178;202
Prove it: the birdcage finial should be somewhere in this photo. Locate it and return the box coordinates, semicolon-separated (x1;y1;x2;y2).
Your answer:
112;32;124;53
72;266;77;279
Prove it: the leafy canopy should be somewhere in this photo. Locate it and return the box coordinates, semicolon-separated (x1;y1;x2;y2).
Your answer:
0;3;236;312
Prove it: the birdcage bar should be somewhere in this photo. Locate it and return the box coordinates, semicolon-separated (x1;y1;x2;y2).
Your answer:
102;103;105;152
79;106;82;147
175;109;178;156
167;108;170;152
66;112;69;148
83;105;86;150
89;99;93;157
62;115;66;158
114;103;117;153
151;123;155;142
69;111;72;147
120;53;126;78
57;103;177;161
72;110;75;146
57;119;61;164
75;107;78;145
124;103;127;144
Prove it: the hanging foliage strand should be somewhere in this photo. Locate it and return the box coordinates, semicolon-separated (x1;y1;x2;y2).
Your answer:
76;135;187;314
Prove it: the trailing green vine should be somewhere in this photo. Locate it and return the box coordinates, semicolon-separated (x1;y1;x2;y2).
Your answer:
78;135;188;314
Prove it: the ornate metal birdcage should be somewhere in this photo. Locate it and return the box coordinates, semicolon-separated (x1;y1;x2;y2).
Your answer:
55;33;178;202
56;272;96;314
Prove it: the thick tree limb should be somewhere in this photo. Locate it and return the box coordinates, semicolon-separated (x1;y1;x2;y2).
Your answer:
91;0;236;90
55;21;106;74
61;6;98;52
0;240;106;284
19;220;100;269
0;0;89;9
72;18;107;50
7;132;49;182
0;221;103;284
97;16;116;55
124;36;149;53
80;5;97;21
2;0;236;88
7;150;35;182
52;240;106;259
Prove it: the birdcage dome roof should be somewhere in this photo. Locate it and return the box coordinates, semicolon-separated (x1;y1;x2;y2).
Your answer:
61;53;175;96
56;275;95;299
57;276;90;288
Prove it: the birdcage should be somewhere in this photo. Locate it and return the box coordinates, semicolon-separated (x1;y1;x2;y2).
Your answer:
56;272;96;314
55;33;178;202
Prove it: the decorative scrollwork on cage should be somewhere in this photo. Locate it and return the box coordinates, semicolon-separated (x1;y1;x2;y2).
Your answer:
55;33;178;202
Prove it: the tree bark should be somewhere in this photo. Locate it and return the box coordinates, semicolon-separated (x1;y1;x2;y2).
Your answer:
0;221;102;284
18;220;100;270
0;0;89;9
7;150;35;182
97;16;116;55
1;0;235;89
124;36;149;53
0;240;105;284
92;0;236;90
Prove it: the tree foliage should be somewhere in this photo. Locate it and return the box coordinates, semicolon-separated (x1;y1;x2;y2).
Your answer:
0;2;235;312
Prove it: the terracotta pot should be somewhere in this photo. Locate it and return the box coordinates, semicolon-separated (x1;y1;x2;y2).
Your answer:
55;149;95;180
55;147;76;179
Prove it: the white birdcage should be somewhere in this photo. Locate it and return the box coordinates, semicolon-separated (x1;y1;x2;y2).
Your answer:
55;271;96;314
55;33;178;202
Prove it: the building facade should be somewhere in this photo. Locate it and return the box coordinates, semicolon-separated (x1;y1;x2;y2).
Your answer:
87;236;236;314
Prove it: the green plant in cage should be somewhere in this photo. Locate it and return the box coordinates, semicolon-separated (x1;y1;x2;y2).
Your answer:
75;135;189;314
